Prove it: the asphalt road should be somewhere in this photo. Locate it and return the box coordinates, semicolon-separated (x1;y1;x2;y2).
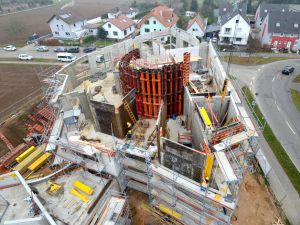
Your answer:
0;44;89;59
229;60;300;171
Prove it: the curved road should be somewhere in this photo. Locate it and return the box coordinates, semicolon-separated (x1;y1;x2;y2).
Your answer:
229;59;300;171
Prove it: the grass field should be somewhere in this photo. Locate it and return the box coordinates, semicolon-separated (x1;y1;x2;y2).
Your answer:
224;56;294;65
291;89;300;113
242;86;300;194
293;74;300;83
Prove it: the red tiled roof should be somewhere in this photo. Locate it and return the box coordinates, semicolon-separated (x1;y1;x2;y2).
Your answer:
186;15;207;32
108;15;135;31
137;5;179;28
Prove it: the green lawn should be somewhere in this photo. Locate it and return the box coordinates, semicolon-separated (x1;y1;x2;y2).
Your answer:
293;74;300;83
224;56;294;65
242;86;300;194
291;89;300;113
95;39;115;47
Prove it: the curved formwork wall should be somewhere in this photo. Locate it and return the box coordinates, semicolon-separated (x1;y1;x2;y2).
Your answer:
119;49;190;118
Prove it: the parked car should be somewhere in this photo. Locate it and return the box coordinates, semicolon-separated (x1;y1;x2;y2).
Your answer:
18;54;32;61
57;53;77;62
54;47;67;52
282;66;295;75
36;45;49;52
96;54;105;63
3;45;16;51
83;46;96;53
67;46;80;53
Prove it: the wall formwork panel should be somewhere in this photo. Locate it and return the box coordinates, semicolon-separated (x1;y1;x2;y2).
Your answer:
119;49;189;118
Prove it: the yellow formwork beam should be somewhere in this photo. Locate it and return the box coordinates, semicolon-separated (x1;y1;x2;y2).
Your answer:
203;154;214;180
16;146;36;163
73;180;93;195
158;204;183;220
70;188;89;202
199;107;212;128
14;145;45;174
28;152;51;172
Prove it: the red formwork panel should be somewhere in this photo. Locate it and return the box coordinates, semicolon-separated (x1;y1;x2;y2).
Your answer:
119;49;188;118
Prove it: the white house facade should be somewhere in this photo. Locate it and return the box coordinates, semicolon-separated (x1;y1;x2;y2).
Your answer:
138;5;178;35
219;13;250;45
103;15;135;40
140;16;167;35
186;16;207;39
48;14;86;40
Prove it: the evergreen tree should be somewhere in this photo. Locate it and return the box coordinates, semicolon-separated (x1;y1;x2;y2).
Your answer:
190;0;198;12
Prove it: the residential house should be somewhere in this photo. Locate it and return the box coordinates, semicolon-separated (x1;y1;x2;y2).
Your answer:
185;11;197;17
102;15;135;40
259;11;300;50
48;13;87;39
122;7;138;19
107;7;138;19
137;5;178;35
217;1;247;18
108;8;122;19
84;23;102;37
255;3;289;29
218;9;250;45
186;15;207;39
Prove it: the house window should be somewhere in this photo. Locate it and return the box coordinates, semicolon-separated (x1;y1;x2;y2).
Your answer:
55;31;59;35
89;29;93;33
236;38;242;42
236;19;239;23
145;28;150;32
74;24;76;27
276;23;280;27
108;24;111;28
225;28;231;33
66;32;70;36
154;29;156;31
294;23;299;28
130;26;131;31
113;31;118;36
56;25;59;27
124;30;127;35
145;20;149;24
153;20;156;24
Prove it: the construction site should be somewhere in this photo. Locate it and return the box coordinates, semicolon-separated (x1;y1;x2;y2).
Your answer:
0;29;270;225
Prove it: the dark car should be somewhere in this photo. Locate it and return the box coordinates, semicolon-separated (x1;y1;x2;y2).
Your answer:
67;46;80;53
83;46;96;53
282;66;295;75
54;47;67;52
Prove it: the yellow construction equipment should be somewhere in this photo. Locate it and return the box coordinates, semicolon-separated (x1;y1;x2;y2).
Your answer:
199;107;212;128
203;154;214;181
14;145;45;174
70;188;90;202
28;152;51;172
16;146;36;163
73;180;93;195
83;80;89;93
47;180;62;195
124;101;137;124
158;204;183;220
221;78;229;100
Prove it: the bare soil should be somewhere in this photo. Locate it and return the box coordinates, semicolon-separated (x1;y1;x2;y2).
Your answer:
0;64;49;157
233;172;282;225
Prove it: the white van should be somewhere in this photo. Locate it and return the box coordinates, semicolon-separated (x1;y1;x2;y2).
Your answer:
57;53;77;62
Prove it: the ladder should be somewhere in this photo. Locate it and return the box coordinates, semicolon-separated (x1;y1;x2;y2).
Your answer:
124;101;137;124
0;132;14;151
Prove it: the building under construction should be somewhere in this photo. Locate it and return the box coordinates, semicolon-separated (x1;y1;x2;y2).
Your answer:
0;28;259;225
